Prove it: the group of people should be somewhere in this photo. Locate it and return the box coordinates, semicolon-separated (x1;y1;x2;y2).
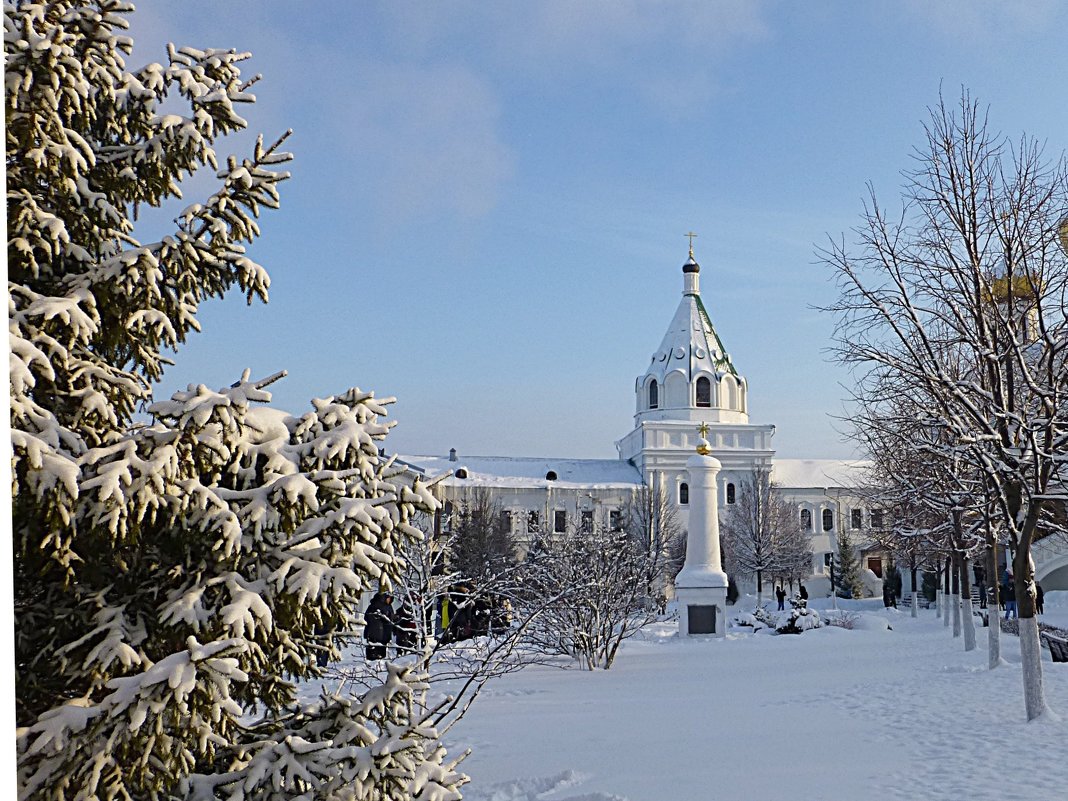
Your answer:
363;585;514;661
363;590;420;660
1000;570;1045;620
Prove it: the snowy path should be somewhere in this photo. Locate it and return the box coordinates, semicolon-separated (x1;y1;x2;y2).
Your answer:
444;603;1068;801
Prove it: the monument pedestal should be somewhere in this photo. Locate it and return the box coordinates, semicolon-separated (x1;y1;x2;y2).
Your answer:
676;585;728;636
677;447;728;638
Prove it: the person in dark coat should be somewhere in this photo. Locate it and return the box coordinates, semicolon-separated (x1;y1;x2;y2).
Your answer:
799;584;808;602
364;591;394;660
1003;581;1018;621
394;599;417;653
775;586;786;611
1036;583;1045;615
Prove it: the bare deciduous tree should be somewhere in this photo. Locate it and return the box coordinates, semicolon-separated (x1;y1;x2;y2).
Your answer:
823;90;1068;720
721;470;810;608
524;514;661;670
621;484;684;612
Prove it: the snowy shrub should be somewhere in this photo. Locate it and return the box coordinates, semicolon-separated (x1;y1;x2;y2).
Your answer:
823;610;861;630
733;605;776;630
10;3;466;798
775;599;824;634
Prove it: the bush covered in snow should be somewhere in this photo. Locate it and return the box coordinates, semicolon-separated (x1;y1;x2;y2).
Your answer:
823;610;861;630
775;598;824;634
733;605;776;631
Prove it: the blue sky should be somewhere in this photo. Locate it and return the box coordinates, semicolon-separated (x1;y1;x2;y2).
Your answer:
127;1;1068;460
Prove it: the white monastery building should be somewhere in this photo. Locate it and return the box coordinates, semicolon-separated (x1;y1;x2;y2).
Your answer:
401;247;1068;595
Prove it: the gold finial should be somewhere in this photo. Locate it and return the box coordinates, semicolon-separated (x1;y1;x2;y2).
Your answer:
685;231;698;259
696;422;711;455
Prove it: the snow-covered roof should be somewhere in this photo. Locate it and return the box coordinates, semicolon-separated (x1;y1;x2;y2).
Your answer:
770;459;873;490
398;454;644;490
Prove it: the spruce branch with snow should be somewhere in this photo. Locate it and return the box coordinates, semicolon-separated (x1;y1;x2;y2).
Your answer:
10;3;466;798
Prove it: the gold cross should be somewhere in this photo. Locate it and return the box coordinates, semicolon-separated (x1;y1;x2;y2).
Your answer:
685;231;698;259
697;422;709;438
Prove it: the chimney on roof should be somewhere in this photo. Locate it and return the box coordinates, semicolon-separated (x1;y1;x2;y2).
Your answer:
449;448;457;462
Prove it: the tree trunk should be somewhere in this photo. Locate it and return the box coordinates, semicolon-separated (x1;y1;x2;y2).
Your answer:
910;566;918;618
960;553;975;652
1014;545;1049;720
986;543;1002;668
942;558;951;628
951;552;962;639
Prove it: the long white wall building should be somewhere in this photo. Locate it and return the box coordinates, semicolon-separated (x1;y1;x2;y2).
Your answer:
401;246;892;597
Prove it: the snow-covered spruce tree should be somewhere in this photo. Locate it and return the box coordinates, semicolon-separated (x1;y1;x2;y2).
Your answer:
10;2;465;798
833;529;863;599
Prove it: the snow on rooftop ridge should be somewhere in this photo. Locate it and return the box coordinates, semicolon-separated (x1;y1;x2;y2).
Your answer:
398;454;644;488
770;458;873;490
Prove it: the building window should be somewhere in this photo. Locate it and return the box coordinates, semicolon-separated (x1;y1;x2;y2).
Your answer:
581;510;593;533
609;510;622;531
679;482;689;505
443;501;454;531
851;509;862;530
500;510;512;533
871;509;885;529
822;508;834;531
800;508;812;531
649;379;659;409
554;510;567;533
527;510;540;533
726;483;736;505
696;376;711;407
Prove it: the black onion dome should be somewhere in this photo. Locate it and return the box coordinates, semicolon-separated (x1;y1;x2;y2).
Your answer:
683;256;700;274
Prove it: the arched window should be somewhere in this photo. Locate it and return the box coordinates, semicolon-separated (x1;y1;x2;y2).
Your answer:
800;508;812;531
679;482;689;505
648;379;659;409
822;508;834;531
726;483;736;505
696;376;711;407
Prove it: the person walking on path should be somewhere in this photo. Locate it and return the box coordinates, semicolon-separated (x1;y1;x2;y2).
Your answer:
364;590;395;661
776;586;786;611
1003;581;1018;621
799;584;808;602
1036;583;1045;615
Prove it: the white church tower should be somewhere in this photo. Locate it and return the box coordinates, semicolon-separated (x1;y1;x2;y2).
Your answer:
616;239;775;531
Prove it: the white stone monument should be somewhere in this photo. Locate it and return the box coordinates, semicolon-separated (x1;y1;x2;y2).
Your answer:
676;424;729;636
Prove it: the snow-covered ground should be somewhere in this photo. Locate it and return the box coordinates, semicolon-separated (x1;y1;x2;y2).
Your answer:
316;593;1068;800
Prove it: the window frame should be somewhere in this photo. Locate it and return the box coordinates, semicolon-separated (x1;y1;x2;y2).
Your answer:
695;376;711;408
554;509;567;533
